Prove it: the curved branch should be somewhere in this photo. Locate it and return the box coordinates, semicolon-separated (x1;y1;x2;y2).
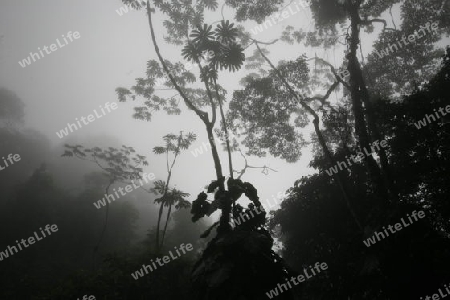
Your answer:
250;38;279;45
359;18;395;31
214;79;233;178
211;2;227;24
194;58;217;125
93;178;114;270
244;38;279;51
146;1;209;125
389;5;397;30
147;0;224;192
221;2;226;20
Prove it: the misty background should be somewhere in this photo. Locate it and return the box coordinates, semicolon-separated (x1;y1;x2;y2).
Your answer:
1;0;450;299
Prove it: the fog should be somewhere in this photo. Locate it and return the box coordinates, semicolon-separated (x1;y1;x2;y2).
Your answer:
1;0;449;299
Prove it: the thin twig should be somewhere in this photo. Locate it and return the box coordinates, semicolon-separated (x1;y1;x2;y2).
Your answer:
234;148;277;180
389;5;397;30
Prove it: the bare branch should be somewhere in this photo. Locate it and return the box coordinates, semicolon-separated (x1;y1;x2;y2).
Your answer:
250;38;279;45
389;5;397;30
234;148;277;180
360;18;395;31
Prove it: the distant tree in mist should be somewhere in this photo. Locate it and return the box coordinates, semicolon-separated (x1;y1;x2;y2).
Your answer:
0;87;25;129
150;132;195;252
62;144;148;268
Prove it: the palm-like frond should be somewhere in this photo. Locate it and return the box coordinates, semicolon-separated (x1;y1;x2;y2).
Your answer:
182;42;202;62
154;196;164;204
190;24;214;45
153;146;166;155
170;188;190;199
162;194;177;206
201;0;218;10
151;180;166;195
179;132;197;149
175;199;191;209
215;20;238;43
213;42;245;72
164;133;178;142
200;65;218;82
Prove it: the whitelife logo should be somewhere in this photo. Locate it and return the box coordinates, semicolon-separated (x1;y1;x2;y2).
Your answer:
230;205;265;228
18;31;81;68
325;139;388;176
250;0;311;35
116;5;134;16
0;224;59;262
420;283;450;300
0;153;21;171
93;173;156;209
131;243;194;280
55;102;118;139
77;296;95;300
191;126;246;158
116;3;142;16
265;262;328;298
414;105;450;129
363;210;425;247
229;191;289;228
374;21;439;59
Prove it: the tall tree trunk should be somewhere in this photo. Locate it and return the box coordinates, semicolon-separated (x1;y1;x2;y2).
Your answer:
155;202;165;253
147;1;233;236
161;204;173;249
312;118;363;231
93;180;113;270
214;79;234;180
206;124;230;234
346;1;390;210
355;65;398;202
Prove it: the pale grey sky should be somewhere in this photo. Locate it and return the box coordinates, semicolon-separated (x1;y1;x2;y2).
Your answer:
0;0;406;214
